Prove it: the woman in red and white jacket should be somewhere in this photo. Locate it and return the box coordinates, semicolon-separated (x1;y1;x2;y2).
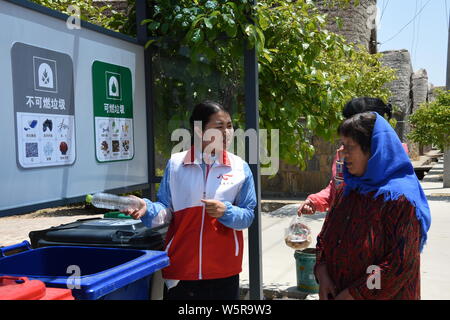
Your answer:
123;101;256;300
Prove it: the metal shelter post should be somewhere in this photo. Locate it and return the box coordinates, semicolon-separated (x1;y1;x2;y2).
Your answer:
136;0;159;201
445;14;450;188
137;0;263;298
244;0;263;300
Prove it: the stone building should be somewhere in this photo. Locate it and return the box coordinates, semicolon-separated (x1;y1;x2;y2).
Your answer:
380;50;435;160
262;0;435;197
380;50;413;141
262;136;338;197
314;0;378;53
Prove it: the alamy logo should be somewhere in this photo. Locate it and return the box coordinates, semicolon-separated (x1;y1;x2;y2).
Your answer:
33;57;57;93
66;265;81;290
66;5;81;30
171;123;280;176
366;265;381;290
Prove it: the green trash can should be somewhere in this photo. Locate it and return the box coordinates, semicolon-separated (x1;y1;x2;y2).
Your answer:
294;248;319;294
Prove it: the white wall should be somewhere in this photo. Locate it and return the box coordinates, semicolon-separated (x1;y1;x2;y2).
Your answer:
0;1;148;212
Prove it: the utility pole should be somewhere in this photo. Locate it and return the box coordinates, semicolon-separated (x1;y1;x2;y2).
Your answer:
245;0;263;301
444;13;450;188
447;14;450;91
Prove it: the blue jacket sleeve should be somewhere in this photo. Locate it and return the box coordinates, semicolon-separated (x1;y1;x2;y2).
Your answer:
218;162;256;230
141;160;172;228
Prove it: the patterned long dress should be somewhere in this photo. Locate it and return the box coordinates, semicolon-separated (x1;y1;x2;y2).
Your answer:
315;187;421;300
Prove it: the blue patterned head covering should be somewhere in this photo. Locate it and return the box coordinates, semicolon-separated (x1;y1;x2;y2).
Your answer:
343;113;431;252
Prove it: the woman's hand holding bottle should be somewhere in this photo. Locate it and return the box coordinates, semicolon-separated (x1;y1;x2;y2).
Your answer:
121;195;148;220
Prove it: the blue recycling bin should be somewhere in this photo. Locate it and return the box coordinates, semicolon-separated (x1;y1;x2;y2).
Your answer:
0;241;169;300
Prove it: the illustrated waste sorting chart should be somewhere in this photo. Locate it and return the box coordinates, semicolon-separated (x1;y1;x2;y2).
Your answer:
92;61;134;163
11;42;76;169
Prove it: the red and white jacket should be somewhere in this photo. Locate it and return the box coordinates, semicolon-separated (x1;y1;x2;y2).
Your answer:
142;148;256;280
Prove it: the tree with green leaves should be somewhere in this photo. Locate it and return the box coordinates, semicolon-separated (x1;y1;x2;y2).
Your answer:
408;89;450;187
32;0;395;171
408;89;450;150
143;0;395;169
30;0;136;36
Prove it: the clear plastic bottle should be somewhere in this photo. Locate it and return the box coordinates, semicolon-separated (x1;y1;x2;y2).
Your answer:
334;150;345;187
85;192;140;211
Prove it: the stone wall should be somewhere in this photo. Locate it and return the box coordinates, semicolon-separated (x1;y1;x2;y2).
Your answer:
412;69;429;111
263;0;379;197
261;0;379;198
380;49;434;160
315;0;378;53
379;49;415;156
379;49;413;139
261;136;339;197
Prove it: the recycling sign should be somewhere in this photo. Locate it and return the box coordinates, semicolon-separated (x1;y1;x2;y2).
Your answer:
11;42;76;169
92;61;134;162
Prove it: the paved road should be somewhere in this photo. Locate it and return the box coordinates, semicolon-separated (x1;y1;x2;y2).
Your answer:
0;210;104;247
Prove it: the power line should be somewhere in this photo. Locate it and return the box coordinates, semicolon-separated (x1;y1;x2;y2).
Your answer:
413;0;423;61
411;0;418;61
380;0;390;23
380;0;432;45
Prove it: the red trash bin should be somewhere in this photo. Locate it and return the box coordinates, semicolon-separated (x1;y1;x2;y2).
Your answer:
40;287;75;300
0;276;74;300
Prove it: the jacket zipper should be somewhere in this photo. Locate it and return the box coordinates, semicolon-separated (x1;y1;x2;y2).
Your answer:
199;202;206;280
198;163;211;280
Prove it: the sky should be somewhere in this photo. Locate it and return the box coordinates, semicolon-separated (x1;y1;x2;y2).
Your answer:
377;0;449;87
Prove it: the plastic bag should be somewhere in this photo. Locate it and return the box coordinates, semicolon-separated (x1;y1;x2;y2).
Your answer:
284;215;312;250
151;207;173;228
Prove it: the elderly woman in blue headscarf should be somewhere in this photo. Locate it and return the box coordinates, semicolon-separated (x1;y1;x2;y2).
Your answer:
314;111;431;300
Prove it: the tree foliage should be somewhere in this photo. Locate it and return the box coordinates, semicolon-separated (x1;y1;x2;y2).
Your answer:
408;89;450;150
144;0;395;168
30;0;136;36
31;0;396;169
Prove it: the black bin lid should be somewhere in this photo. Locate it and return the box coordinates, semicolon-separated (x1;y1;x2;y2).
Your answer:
29;218;168;250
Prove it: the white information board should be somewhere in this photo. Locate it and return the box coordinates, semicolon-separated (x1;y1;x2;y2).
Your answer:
0;1;149;214
12;42;77;169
